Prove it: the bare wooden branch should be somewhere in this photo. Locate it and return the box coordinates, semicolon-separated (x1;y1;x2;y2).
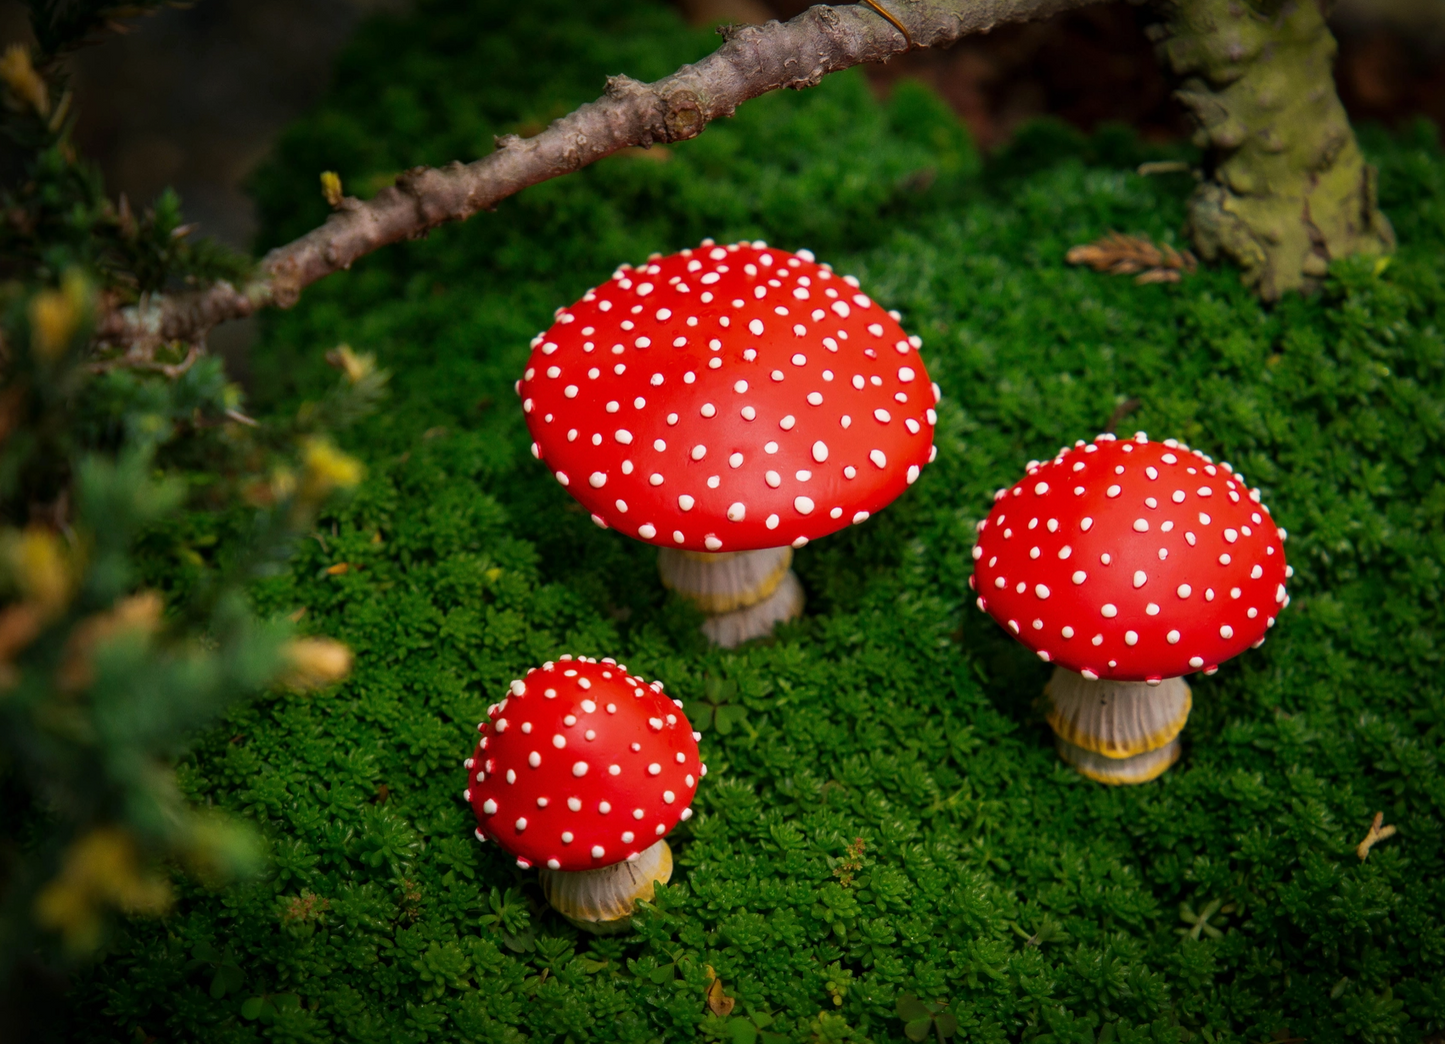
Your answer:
96;0;1106;350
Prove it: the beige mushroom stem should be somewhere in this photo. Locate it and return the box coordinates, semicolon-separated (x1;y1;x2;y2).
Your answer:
657;547;804;647
538;839;673;934
1045;667;1191;784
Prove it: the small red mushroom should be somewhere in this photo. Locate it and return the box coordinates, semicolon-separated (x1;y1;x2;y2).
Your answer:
464;655;703;931
518;239;939;644
971;432;1291;783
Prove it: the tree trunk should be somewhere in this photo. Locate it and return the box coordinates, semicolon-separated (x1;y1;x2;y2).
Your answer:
1146;0;1395;300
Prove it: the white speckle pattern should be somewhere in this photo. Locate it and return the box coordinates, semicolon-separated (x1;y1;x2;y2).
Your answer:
466;659;701;872
968;434;1288;681
517;243;934;552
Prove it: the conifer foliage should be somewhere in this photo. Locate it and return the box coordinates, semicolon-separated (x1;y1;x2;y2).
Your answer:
0;0;376;996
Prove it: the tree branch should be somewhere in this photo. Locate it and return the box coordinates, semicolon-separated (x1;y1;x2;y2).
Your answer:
95;0;1105;350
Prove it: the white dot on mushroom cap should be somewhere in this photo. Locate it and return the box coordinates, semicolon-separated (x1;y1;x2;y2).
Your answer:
1035;584;1050;599
1101;604;1118;618
1219;553;1232;565
1133;570;1147;588
813;441;829;462
1072;570;1086;584
678;495;694;511
1177;584;1192;598
1124;630;1139;646
1146;603;1160;615
794;496;815;514
1220;624;1234;639
1081;517;1094;531
483;799;497;814
1199;512;1212;525
1106;485;1122;498
729;452;743;468
647;763;661;776
705;536;722;551
572;761;589;777
870;450;887;468
727;502;746;521
1133;518;1149;532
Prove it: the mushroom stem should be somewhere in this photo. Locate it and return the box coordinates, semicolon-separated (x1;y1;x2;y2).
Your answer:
1055;735;1181;785
658;547;803;645
1044;667;1191;783
537;839;672;934
702;569;804;648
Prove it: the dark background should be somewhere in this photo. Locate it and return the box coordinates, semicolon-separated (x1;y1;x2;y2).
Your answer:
4;0;1443;360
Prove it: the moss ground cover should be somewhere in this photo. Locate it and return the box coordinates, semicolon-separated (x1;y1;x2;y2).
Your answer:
69;0;1445;1039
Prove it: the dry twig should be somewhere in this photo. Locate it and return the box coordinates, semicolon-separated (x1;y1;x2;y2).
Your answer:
95;0;1106;352
1355;812;1397;860
1066;231;1198;285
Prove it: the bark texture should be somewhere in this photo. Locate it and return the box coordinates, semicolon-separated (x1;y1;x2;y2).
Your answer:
95;0;1104;350
1148;0;1395;300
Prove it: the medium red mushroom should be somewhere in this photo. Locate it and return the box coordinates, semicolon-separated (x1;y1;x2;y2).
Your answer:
518;239;939;645
971;432;1291;783
464;655;703;932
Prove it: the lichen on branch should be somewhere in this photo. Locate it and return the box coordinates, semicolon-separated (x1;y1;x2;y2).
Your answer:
1146;0;1394;300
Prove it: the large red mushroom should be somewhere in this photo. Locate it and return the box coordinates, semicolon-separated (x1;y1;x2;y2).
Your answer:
464;655;703;932
518;239;939;645
971;432;1291;783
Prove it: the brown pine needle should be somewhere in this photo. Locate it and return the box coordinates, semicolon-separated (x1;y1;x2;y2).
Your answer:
1067;232;1198;285
1356;812;1397;860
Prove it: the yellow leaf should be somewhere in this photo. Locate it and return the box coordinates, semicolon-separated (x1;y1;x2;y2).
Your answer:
35;828;171;954
0;44;48;117
283;637;353;690
705;974;735;1017
320;170;344;207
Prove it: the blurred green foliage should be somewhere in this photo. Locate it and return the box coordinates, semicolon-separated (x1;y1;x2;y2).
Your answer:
0;0;377;995
53;0;1445;1040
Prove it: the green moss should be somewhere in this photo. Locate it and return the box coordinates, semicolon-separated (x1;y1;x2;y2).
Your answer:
69;0;1445;1040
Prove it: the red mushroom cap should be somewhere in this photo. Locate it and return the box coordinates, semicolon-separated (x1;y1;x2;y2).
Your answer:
970;433;1290;681
465;656;703;871
517;240;939;552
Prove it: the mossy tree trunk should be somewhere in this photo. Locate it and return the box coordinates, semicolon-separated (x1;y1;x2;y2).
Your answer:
1145;0;1395;299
